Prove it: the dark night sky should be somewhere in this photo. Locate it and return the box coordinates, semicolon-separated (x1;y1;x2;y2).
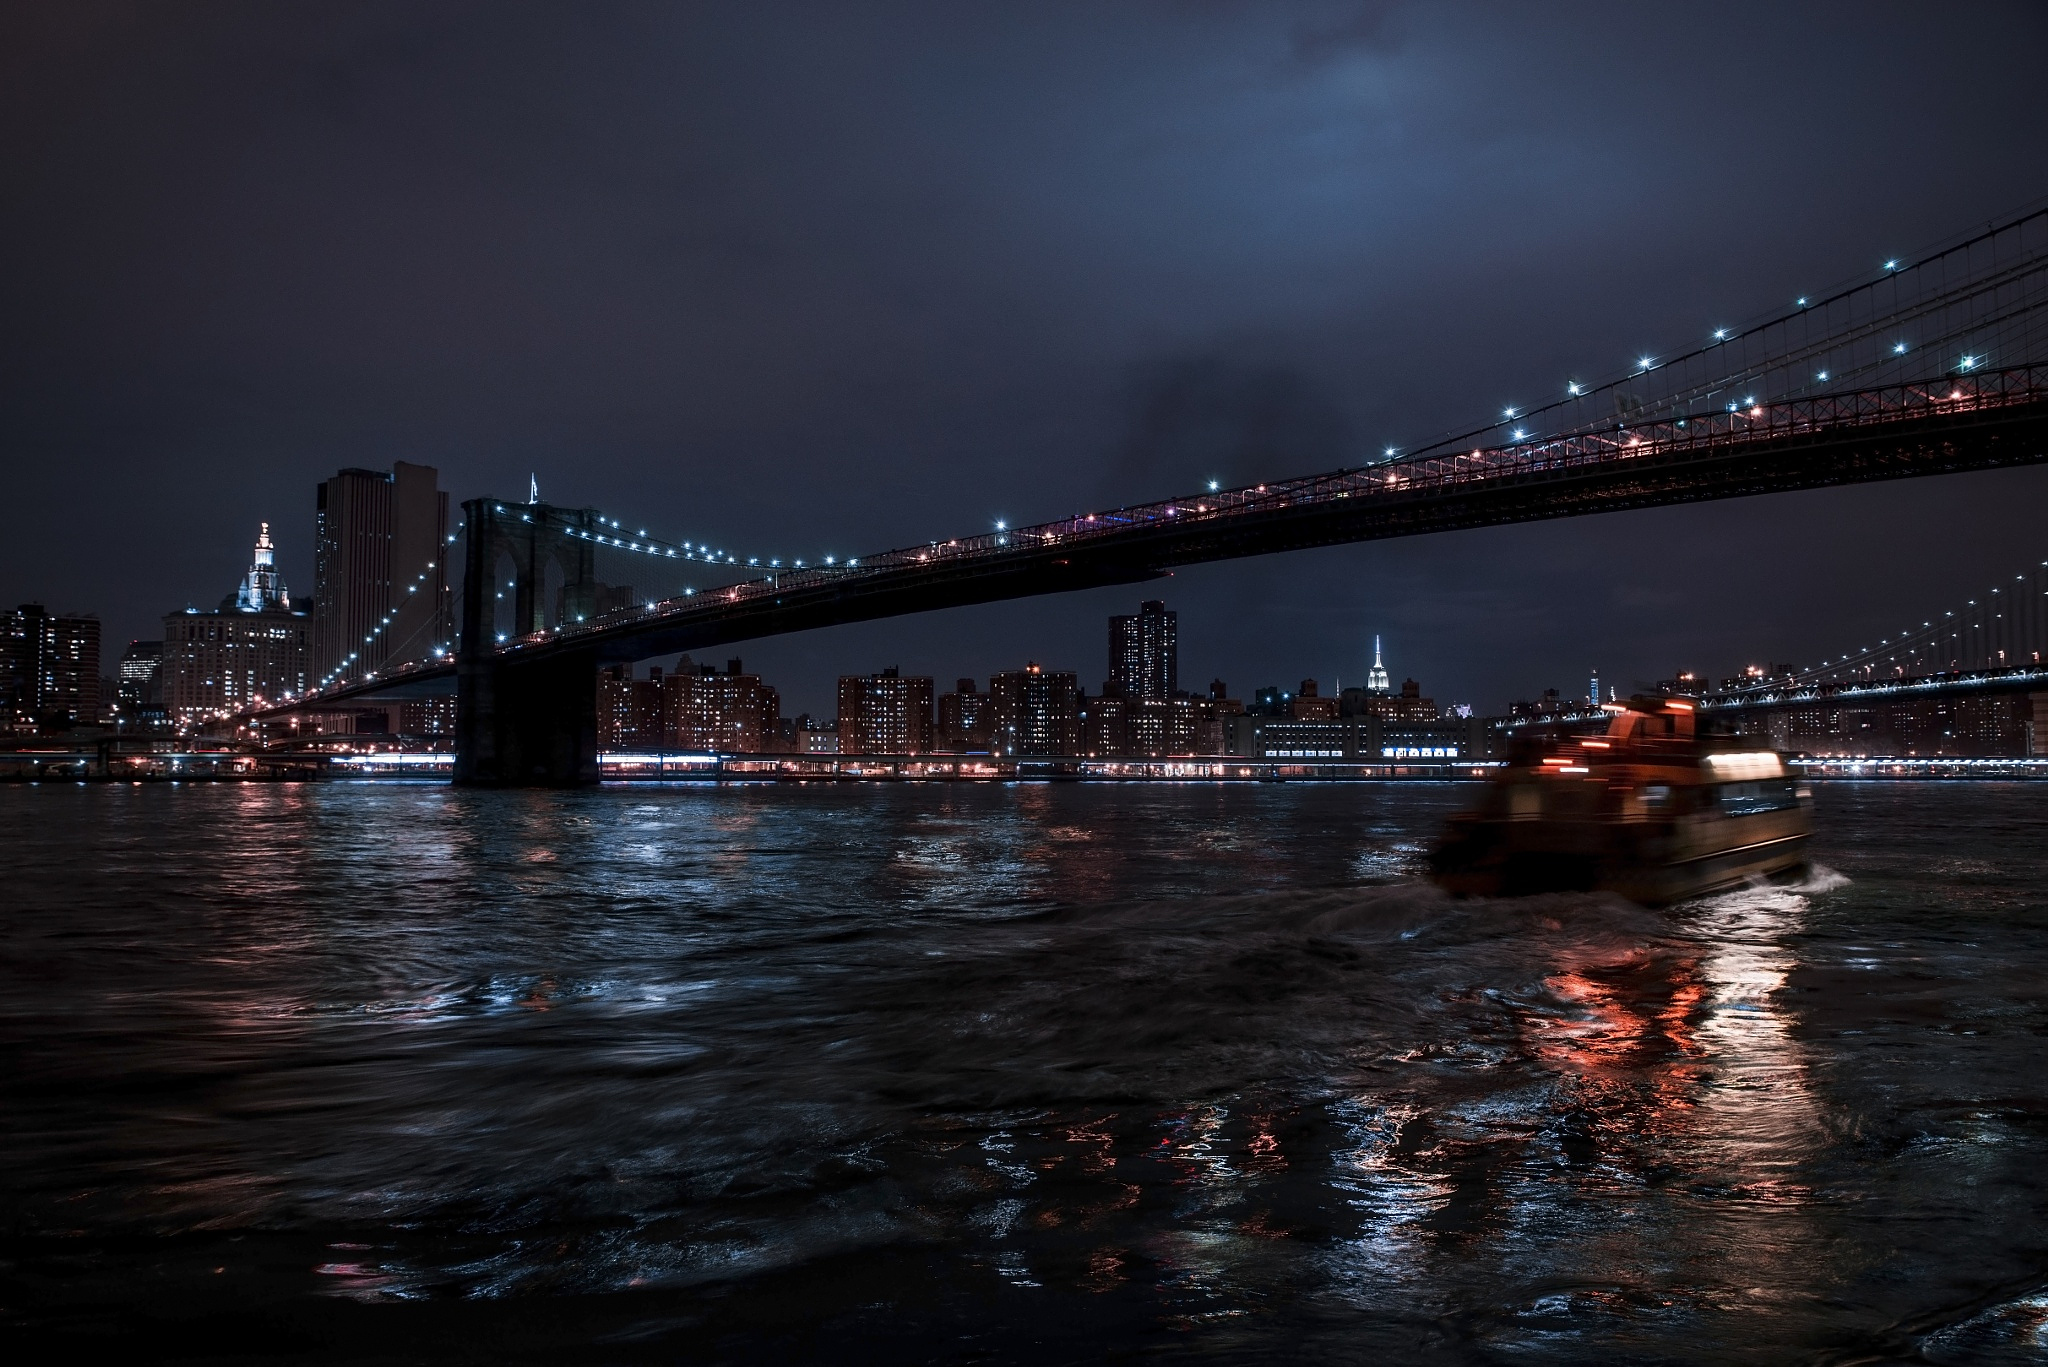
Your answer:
5;1;2047;715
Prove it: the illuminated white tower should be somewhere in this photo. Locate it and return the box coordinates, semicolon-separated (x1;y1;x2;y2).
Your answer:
235;523;291;612
1366;635;1390;694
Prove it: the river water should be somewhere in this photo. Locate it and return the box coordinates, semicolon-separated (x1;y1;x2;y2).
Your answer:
4;780;2047;1363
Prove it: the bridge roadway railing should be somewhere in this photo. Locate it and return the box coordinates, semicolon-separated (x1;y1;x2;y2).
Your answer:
483;365;2048;656
1700;662;2048;711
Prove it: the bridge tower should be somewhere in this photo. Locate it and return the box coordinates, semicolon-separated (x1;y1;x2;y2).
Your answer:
453;497;614;785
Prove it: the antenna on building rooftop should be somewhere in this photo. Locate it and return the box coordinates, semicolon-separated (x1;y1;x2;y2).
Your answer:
529;474;540;504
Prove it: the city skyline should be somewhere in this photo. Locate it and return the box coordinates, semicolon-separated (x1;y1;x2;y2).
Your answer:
5;6;2047;715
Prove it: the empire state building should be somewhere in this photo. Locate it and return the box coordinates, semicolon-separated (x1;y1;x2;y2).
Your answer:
1366;635;1391;694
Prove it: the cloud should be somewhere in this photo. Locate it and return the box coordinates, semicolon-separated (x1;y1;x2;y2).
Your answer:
1288;1;1405;67
1111;354;1352;501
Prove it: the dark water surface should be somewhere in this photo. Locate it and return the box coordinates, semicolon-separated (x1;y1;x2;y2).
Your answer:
5;780;2048;1363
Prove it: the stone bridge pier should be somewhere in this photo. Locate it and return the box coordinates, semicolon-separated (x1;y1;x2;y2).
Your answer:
453;497;613;786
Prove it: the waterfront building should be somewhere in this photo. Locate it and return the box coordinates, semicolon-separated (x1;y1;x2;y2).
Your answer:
937;678;996;752
0;604;101;732
1759;694;2041;758
795;719;840;754
1108;600;1177;700
1081;692;1220;757
1080;691;1132;756
667;659;782;753
1225;665;1478;760
1224;711;1489;762
990;663;1079;756
837;667;934;755
312;462;450;688
599;664;668;748
162;526;310;727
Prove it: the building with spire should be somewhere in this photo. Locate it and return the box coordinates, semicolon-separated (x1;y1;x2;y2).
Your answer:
234;523;291;612
1366;635;1391;694
162;524;310;727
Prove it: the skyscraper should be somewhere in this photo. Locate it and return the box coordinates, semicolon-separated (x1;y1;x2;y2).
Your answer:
162;525;309;727
1366;635;1390;694
313;462;449;687
1108;600;1177;700
0;604;100;732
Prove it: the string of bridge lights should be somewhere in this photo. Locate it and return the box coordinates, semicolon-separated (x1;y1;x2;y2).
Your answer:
488;503;860;582
499;222;2038;566
1367;242;2023;467
310;558;448;692
1776;562;2048;683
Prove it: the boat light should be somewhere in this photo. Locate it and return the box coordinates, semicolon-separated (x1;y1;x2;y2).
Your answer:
1703;751;1784;781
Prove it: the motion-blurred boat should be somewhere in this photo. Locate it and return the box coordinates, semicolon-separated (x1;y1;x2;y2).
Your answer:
1429;695;1811;905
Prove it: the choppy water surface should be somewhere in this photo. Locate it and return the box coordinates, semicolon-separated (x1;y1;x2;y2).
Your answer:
4;780;2048;1363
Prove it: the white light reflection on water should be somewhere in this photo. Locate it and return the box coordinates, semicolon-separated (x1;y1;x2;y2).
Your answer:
1325;1100;1452;1292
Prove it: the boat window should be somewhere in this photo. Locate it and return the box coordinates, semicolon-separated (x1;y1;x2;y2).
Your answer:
1715;779;1801;816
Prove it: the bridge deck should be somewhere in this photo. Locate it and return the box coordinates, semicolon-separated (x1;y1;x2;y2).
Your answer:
272;367;2048;714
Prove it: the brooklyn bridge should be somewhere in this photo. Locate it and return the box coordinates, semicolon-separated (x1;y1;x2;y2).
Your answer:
259;208;2048;783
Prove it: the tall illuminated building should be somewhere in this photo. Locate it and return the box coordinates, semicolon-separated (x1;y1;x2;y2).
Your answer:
837;668;934;754
1108;600;1176;700
0;604;100;732
236;523;290;611
990;663;1079;756
312;462;449;687
665;659;782;753
1366;635;1391;694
